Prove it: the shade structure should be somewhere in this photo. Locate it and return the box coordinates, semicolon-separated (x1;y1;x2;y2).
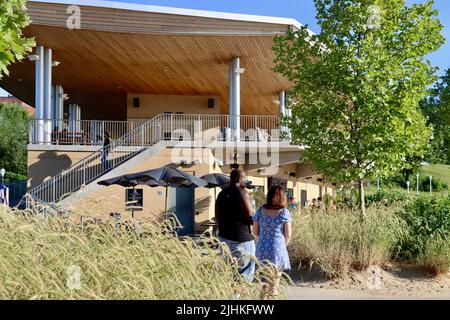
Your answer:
127;167;207;188
200;173;230;188
97;174;164;188
97;173;164;218
126;166;207;222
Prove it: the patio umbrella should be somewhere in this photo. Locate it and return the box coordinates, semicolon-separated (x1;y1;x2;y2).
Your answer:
200;173;230;200
97;173;164;217
126;166;207;220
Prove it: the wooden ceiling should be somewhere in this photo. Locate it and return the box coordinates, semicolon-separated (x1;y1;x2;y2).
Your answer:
0;1;293;120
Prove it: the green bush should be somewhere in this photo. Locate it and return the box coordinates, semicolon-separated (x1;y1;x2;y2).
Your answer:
418;176;448;192
395;195;450;274
365;190;410;207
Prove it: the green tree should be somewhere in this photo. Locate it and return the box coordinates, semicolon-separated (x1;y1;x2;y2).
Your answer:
273;0;444;220
0;103;29;179
0;0;35;78
420;69;450;164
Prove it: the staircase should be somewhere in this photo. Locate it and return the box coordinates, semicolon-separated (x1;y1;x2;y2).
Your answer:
26;114;164;206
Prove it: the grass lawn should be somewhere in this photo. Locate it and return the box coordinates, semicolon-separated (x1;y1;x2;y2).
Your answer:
421;164;450;186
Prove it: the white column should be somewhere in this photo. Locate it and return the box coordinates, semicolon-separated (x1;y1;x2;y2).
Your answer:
35;46;44;144
279;91;287;138
285;92;292;142
69;104;76;132
76;104;81;132
55;85;64;131
229;60;235;140
229;58;245;141
43;48;52;144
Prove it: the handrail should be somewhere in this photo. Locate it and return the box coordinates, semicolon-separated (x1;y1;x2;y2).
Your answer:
27;115;163;203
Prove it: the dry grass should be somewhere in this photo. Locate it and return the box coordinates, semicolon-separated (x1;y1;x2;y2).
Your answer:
0;204;284;300
289;206;406;279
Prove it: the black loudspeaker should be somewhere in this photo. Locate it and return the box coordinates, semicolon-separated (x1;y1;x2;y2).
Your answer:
208;98;215;108
133;97;140;108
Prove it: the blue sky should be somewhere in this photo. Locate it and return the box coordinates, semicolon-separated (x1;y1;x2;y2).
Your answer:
1;0;449;96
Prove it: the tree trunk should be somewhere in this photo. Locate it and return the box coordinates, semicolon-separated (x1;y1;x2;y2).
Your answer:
358;178;366;222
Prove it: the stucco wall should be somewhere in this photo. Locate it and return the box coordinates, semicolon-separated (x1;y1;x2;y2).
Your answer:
127;94;221;119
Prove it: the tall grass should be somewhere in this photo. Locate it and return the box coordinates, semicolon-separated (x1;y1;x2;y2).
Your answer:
0;205;282;300
289;206;406;278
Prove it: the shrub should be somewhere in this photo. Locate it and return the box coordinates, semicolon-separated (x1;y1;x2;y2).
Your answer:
365;190;410;207
289;206;404;278
418;176;448;192
0;206;282;299
395;195;450;274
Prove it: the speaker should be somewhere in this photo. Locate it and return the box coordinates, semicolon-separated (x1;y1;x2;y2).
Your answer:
208;98;215;109
133;97;140;108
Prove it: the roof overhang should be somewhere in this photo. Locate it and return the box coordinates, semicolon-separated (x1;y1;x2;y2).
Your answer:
1;0;309;119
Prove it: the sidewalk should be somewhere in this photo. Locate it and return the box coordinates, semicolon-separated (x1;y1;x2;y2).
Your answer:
287;286;450;300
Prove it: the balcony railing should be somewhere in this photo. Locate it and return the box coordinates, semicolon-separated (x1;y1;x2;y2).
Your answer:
28;119;147;145
28;114;284;146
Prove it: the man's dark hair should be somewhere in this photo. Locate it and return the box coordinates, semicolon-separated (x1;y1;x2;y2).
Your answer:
230;169;244;184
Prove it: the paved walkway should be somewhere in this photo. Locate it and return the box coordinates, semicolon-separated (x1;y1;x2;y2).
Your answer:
287;286;450;300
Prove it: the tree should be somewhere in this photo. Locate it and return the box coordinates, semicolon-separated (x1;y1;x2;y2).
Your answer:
420;68;450;164
273;0;444;220
0;0;35;78
0;103;29;179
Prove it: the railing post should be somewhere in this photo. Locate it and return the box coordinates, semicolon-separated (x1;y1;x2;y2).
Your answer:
170;114;173;141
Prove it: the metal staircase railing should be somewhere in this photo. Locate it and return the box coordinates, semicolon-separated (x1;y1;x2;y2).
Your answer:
27;115;163;204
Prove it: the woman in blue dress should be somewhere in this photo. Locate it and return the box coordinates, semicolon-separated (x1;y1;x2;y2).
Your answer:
252;185;292;296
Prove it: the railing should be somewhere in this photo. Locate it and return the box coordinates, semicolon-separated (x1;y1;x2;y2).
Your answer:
27;113;285;205
159;113;282;142
3;180;27;207
27;115;163;203
28;119;147;145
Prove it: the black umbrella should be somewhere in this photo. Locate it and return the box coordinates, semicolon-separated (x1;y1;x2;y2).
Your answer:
126;166;207;220
97;174;164;217
200;173;230;200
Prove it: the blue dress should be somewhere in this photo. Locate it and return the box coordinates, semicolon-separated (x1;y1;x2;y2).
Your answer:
252;207;292;271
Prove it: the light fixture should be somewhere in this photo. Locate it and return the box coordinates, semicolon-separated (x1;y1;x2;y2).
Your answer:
52;60;60;67
273;100;280;105
62;94;69;101
27;54;40;61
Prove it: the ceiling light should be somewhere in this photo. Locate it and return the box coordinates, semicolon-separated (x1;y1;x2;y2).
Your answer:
52;60;61;67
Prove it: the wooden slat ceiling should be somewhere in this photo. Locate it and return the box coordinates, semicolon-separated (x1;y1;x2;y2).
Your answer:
0;2;293;120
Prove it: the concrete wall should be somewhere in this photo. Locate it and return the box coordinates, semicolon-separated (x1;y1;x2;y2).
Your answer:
28;150;92;189
127;94;221;119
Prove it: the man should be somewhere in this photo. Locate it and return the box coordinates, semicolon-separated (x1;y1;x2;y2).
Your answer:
102;132;112;170
215;169;255;282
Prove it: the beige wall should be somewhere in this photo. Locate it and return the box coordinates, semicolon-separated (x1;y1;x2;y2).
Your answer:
28;150;93;189
127;94;221;119
65;148;218;232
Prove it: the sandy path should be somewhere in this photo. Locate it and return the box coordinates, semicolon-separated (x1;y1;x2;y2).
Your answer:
286;264;450;300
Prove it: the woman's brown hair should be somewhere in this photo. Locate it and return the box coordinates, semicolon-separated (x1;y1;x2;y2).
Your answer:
264;185;287;210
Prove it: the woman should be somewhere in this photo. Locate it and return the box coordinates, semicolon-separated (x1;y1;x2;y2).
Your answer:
252;185;292;297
